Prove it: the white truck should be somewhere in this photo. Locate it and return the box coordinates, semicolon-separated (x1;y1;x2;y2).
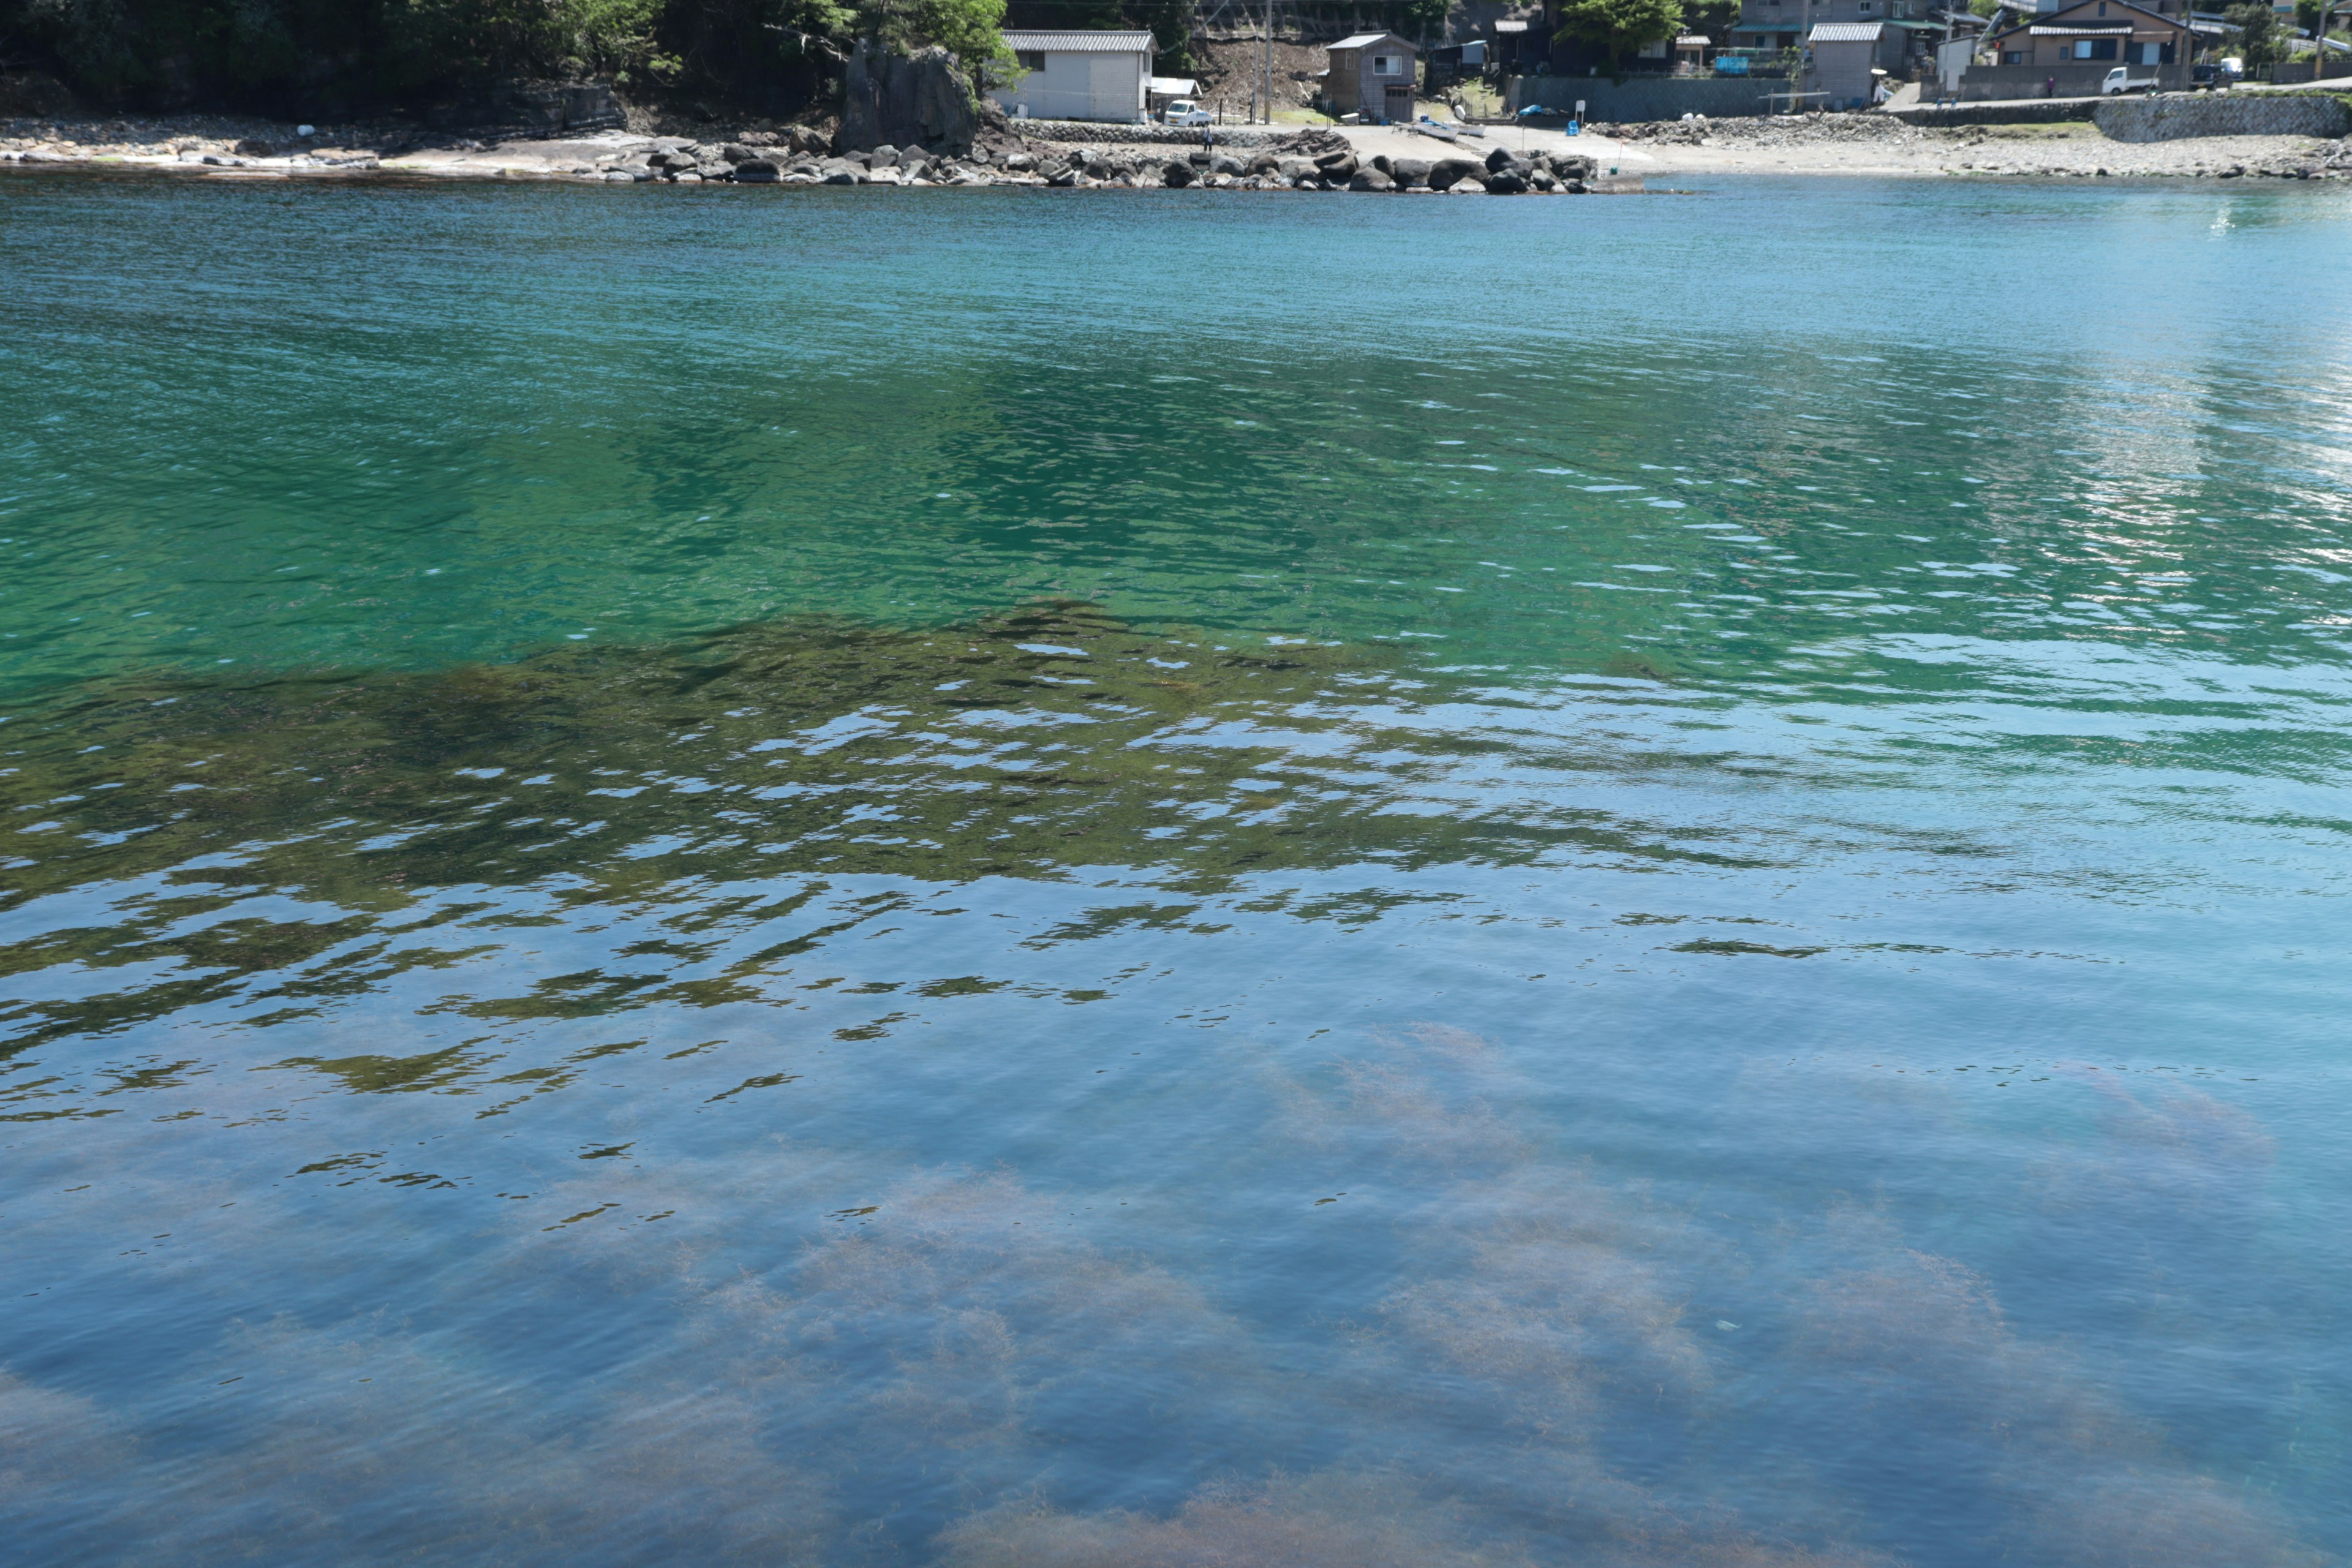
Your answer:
2100;66;2161;94
1160;99;1213;127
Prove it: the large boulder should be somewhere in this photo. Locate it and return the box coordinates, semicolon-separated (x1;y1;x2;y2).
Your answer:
1163;159;1198;187
1313;150;1359;181
1483;168;1528;194
1210;153;1245;176
1484;145;1525;175
1428;156;1482;190
1553;153;1598;180
1348;167;1396;192
734;158;780;183
840;42;979;156
1389;156;1431;188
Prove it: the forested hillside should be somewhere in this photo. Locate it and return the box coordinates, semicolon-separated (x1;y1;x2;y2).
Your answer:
1;0;1455;119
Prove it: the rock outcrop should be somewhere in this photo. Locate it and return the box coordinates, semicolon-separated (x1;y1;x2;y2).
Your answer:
840;43;979;156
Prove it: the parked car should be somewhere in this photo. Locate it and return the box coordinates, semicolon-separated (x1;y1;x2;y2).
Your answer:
1161;99;1213;126
2100;66;2161;94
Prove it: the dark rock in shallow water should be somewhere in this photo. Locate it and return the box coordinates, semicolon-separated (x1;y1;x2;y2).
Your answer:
1554;153;1598;180
1314;151;1359;181
1483;169;1528;194
1390;156;1431;187
1428;157;1482;190
735;159;780;183
1163;159;1197;187
1209;153;1245;176
1349;167;1395;192
233;137;273;156
1484;145;1525;175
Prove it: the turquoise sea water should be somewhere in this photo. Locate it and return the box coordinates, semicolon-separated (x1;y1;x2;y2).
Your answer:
4;168;2351;1566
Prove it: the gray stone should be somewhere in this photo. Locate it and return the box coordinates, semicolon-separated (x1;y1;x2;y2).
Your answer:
1163;159;1197;187
1314;151;1359;181
1389;156;1431;187
1348;167;1395;192
1048;167;1077;186
1553;154;1597;180
1484;169;1527;194
1210;153;1245;175
840;42;980;156
870;143;899;165
1003;151;1036;172
735;158;780;183
1276;157;1316;181
1449;177;1487;195
1484;145;1523;175
720;143;756;162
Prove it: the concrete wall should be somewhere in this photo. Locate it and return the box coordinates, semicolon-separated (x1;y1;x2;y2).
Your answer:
2092;91;2352;140
1507;75;1784;118
1957;62;2189;100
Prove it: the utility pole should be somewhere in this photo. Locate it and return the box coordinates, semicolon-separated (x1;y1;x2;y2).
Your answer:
1264;0;1275;122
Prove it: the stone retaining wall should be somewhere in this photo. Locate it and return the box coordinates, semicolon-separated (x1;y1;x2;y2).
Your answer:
2091;92;2351;141
1011;119;1287;146
1887;99;2098;127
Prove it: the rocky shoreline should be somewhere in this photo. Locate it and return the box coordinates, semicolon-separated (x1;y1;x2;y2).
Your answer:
8;105;2348;187
0;115;1638;194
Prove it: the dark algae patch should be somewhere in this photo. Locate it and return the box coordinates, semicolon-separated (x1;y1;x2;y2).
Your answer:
0;602;1751;1049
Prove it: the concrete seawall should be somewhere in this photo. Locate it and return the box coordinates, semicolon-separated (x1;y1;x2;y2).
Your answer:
2091;92;2350;141
1508;77;1783;120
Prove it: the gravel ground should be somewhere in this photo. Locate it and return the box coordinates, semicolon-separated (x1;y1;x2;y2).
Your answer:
1601;111;2352;179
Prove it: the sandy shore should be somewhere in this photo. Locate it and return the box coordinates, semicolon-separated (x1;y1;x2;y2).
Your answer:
6;110;2348;186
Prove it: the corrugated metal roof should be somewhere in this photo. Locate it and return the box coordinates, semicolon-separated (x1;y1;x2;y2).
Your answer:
1147;76;1197;94
1001;30;1156;51
1675;33;1711;44
2029;21;2133;30
1331;32;1409;49
1808;20;1884;39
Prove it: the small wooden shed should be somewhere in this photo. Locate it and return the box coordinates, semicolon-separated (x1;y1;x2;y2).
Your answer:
1324;32;1419;123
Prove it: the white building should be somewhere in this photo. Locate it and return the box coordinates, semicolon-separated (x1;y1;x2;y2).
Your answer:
992;31;1156;124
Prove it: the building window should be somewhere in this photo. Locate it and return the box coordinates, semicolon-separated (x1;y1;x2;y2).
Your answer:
1017;50;1044;72
1856;2;1872;11
2073;37;2117;56
2002;48;2024;61
1373;53;1401;75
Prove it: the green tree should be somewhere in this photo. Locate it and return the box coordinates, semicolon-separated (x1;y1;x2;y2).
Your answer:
2222;0;2283;63
1555;0;1683;71
858;0;1012;83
